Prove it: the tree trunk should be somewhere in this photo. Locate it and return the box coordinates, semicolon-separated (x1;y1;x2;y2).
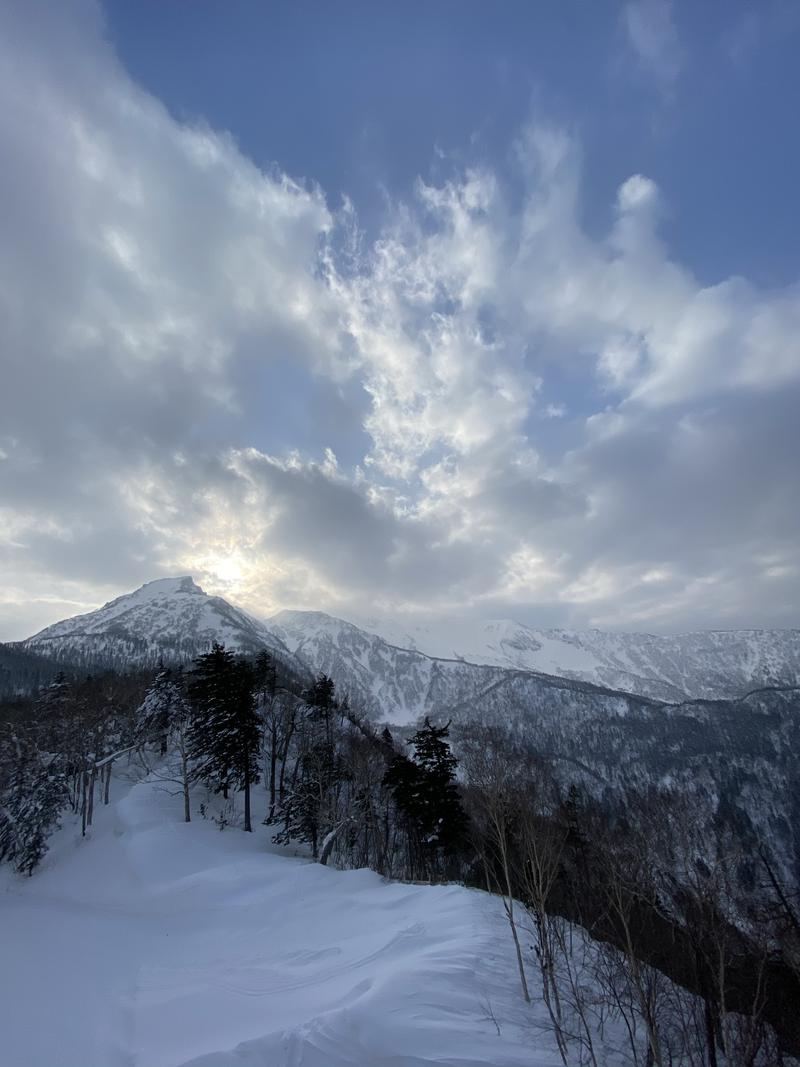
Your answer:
80;769;88;837
268;723;277;821
103;762;112;805
86;765;96;827
319;823;344;866
243;743;252;832
182;750;191;823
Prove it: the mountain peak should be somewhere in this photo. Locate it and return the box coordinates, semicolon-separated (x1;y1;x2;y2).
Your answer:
23;575;296;668
128;575;205;599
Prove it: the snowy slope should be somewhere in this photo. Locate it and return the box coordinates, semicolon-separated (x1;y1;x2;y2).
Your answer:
317;611;800;702
22;577;296;670
0;772;561;1067
268;606;800;715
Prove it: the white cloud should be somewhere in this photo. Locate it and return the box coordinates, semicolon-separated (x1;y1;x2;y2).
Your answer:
0;1;798;638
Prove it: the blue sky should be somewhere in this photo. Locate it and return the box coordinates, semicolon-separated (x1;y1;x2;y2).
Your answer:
102;0;800;286
1;0;799;637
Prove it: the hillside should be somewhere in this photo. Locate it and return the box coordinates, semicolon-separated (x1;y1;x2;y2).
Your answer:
0;641;72;698
325;612;800;702
0;771;561;1067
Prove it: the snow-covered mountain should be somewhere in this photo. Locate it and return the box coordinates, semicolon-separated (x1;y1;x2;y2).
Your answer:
344;613;800;702
20;579;799;711
16;579;800;893
269;608;800;710
22;576;297;671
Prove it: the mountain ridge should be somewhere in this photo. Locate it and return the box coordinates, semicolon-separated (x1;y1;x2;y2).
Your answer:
17;578;800;714
270;606;800;706
21;576;299;674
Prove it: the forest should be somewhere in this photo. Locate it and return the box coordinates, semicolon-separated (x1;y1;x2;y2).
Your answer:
1;646;798;1067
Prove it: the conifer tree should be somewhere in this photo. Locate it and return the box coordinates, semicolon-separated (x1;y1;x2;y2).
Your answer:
384;717;467;873
136;663;183;754
273;673;343;857
0;725;67;875
188;644;260;831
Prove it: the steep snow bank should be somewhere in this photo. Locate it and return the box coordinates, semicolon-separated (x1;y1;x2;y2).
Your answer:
0;772;558;1067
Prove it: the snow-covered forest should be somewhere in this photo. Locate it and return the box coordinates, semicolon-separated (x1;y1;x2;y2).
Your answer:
2;633;798;1066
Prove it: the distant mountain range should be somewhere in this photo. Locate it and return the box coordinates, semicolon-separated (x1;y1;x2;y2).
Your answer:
6;576;799;893
8;576;799;715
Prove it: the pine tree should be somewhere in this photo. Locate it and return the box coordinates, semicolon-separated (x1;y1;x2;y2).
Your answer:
0;726;67;875
188;644;260;831
384;717;468;873
136;663;183;754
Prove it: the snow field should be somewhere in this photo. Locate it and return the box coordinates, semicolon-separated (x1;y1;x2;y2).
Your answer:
0;770;561;1067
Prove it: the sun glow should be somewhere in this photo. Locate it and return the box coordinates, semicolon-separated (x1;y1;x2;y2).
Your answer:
209;555;244;584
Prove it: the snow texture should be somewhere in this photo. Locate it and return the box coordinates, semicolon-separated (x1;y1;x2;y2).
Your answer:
0;770;560;1067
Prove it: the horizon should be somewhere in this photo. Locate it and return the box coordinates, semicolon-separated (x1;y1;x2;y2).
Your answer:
2;1;799;640
11;572;799;645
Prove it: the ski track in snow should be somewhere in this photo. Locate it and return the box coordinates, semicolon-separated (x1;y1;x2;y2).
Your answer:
0;772;558;1067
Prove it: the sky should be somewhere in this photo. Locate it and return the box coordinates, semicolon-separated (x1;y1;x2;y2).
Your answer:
1;0;799;640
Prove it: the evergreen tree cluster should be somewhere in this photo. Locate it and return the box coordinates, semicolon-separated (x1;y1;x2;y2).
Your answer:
2;652;474;880
0;669;147;873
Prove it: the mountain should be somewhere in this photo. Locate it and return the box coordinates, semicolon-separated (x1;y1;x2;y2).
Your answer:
268;608;800;894
344;613;800;702
268;608;800;711
15;580;800;894
19;581;799;710
22;576;298;673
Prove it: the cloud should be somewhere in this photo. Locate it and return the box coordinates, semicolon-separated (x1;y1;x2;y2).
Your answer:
623;0;683;96
0;1;798;639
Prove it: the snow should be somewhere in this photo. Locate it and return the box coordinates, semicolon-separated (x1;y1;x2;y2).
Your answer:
341;611;800;701
23;577;295;670
22;579;800;705
0;771;559;1067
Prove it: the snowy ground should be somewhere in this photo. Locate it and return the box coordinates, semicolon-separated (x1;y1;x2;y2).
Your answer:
0;770;564;1067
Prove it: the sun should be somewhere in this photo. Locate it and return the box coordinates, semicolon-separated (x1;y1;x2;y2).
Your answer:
210;555;244;584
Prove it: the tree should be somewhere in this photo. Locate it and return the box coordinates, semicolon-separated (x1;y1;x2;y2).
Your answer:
0;724;67;875
136;665;194;822
384;717;468;877
273;674;344;859
188;644;260;832
136;663;181;754
253;650;283;823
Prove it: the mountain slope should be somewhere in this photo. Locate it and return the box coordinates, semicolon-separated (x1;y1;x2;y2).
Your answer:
268;609;800;893
14;582;800;900
23;577;297;672
346;613;800;701
0;642;74;698
268;608;800;713
21;578;798;708
0;771;556;1067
